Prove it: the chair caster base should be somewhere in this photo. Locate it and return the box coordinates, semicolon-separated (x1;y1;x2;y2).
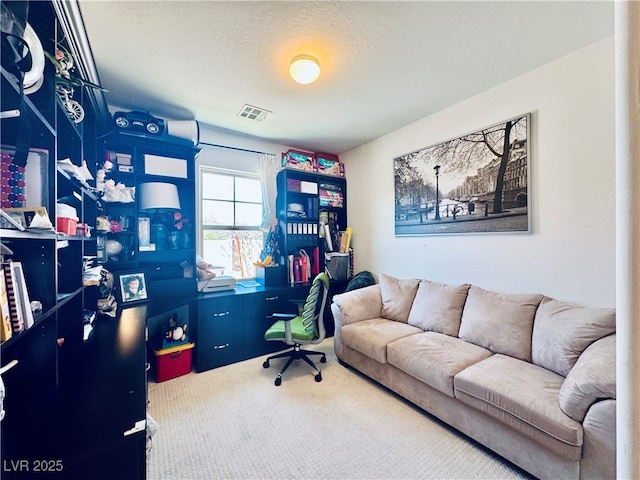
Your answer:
315;373;322;382
263;360;270;369
275;376;282;386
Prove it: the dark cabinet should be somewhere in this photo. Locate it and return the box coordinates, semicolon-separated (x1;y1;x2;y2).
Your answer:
97;133;199;317
275;169;348;281
59;305;147;480
195;296;244;371
0;315;58;468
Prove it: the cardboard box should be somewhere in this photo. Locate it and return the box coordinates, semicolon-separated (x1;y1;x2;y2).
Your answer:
314;152;340;162
315;156;345;177
57;217;78;235
153;343;194;382
282;150;316;172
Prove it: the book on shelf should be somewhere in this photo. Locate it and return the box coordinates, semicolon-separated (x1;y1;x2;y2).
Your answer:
1;261;34;332
0;270;12;341
2;261;24;333
322;223;333;251
287;248;317;283
339;226;352;253
11;262;33;329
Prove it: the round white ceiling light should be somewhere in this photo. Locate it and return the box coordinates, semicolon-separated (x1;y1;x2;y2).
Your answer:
289;55;320;85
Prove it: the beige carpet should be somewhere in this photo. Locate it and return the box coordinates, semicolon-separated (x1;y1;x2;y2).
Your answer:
147;338;532;480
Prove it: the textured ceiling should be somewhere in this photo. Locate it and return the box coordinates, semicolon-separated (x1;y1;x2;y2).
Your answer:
79;1;613;154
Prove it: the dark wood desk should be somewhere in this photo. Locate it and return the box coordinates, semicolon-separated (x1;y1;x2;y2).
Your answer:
195;280;346;372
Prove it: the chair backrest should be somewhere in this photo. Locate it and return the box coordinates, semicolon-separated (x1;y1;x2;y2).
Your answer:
301;272;330;341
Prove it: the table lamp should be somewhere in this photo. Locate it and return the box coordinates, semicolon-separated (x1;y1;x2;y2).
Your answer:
138;182;181;250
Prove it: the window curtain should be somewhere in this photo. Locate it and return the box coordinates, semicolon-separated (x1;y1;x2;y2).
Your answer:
260;153;278;231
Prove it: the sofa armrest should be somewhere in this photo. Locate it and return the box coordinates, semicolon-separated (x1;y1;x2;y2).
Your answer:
331;284;382;328
559;334;616;422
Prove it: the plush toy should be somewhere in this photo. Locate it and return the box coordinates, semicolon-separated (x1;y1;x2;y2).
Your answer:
196;259;217;281
163;314;188;347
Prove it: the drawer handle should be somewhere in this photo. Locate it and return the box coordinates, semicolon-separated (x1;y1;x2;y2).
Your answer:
123;419;146;437
0;359;18;375
213;311;230;317
213;343;230;350
265;296;279;301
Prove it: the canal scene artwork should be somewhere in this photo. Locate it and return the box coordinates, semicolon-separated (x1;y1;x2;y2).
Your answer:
394;113;531;236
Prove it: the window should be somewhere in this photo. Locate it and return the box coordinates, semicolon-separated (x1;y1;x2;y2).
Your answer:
200;168;264;279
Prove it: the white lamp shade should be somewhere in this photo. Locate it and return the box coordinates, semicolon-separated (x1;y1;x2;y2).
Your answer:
138;182;181;211
289;55;320;84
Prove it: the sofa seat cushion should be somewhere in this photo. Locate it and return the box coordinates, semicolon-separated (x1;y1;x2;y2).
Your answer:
387;332;493;397
454;354;583;459
340;318;423;364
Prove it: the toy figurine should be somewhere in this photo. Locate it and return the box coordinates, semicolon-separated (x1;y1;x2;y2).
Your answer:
163;314;188;348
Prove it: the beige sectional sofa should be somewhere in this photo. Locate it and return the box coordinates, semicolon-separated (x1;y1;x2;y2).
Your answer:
331;273;616;479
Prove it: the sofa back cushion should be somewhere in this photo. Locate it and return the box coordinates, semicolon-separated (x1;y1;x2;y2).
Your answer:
532;296;616;376
407;280;470;336
379;273;420;323
458;286;543;362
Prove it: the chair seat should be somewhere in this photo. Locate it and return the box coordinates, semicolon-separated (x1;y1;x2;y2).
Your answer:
265;316;316;342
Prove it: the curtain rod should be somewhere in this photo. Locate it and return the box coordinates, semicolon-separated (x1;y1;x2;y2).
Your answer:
198;141;272;156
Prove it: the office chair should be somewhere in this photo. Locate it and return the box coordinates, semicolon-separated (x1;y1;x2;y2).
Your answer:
262;272;330;386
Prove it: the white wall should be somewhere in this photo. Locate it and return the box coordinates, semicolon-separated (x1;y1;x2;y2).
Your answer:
341;37;615;307
196;125;291;172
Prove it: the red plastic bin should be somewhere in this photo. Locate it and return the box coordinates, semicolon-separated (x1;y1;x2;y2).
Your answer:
153;343;194;382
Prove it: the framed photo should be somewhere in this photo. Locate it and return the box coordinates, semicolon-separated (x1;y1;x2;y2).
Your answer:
0;209;26;230
116;271;150;305
1;207;50;230
394;113;531;236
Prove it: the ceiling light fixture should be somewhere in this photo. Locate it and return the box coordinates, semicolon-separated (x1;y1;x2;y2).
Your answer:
289;55;320;84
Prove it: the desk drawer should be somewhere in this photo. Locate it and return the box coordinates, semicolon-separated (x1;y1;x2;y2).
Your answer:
195;297;243;372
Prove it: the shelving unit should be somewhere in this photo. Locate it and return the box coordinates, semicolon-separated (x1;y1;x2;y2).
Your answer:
1;2;145;478
98;132;200;317
0;0;102;467
275;168;348;280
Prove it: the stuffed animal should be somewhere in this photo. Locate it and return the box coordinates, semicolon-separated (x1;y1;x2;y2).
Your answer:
196;259;217;281
164;314;188;345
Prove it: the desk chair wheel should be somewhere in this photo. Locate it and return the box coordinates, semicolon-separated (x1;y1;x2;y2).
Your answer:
263;360;270;368
320;355;326;363
315;373;322;382
275;376;282;386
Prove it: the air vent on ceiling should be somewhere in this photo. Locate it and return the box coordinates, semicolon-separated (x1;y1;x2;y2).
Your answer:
238;104;271;122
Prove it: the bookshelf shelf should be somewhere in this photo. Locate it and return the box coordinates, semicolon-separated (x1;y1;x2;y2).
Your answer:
276;169;348;282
